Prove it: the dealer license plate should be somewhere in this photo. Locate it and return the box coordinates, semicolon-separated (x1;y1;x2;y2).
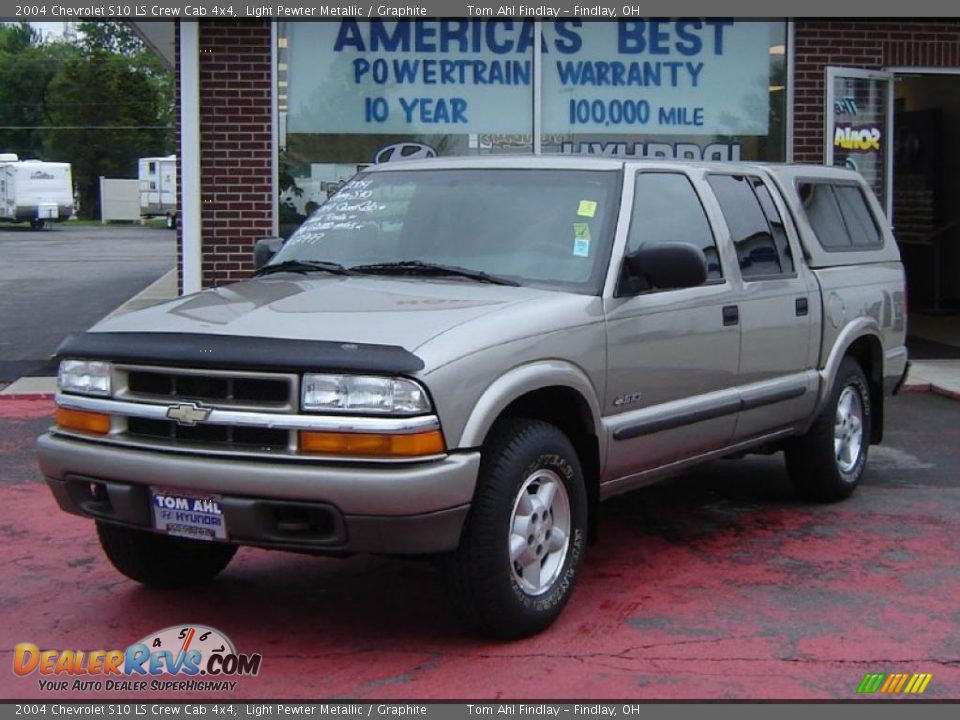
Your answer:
150;487;228;542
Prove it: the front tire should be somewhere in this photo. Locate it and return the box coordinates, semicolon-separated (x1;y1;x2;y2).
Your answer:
786;357;872;502
444;419;587;639
96;521;237;587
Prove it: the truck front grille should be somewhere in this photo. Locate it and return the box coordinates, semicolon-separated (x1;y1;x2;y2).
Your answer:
126;418;289;451
116;364;298;414
111;364;300;454
125;368;293;408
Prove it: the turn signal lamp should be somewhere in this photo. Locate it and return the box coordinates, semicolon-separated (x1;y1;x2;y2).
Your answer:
298;430;444;458
54;408;110;435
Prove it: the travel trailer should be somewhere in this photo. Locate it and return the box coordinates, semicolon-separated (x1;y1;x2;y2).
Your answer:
0;154;74;228
138;155;178;228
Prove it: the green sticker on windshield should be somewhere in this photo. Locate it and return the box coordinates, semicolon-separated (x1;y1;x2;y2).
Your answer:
573;223;591;257
578;200;598;218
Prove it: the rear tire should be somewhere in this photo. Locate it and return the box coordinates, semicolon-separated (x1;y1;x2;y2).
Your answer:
443;419;587;639
785;357;872;502
96;521;237;587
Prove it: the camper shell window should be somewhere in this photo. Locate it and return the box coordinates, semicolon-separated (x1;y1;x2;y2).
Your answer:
797;181;884;252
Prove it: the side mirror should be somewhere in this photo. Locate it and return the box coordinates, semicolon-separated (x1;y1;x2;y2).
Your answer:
253;236;284;271
624;242;707;292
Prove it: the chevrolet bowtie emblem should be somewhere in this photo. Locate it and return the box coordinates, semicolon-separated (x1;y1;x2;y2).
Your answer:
166;402;212;427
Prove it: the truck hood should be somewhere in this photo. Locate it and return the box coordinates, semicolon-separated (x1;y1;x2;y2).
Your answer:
92;275;585;354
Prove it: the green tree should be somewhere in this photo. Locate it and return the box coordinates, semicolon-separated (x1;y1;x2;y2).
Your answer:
0;23;77;159
42;22;173;219
78;20;143;56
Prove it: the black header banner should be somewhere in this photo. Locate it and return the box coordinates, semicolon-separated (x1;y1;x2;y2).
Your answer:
0;0;957;19
0;706;959;720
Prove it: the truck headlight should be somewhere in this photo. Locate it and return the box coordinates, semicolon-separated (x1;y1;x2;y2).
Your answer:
58;360;112;397
301;374;430;415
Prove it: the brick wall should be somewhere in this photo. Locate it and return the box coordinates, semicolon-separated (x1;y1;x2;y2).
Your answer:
793;20;960;164
177;20;273;291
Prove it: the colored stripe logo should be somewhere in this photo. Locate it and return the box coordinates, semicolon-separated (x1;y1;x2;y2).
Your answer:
857;673;932;694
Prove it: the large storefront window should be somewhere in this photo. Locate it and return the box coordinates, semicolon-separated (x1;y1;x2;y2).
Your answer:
278;20;788;237
539;21;786;162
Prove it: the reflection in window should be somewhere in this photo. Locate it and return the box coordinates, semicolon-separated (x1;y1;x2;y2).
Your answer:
835;185;883;247
707;175;783;278
751;179;794;273
798;182;853;250
273;168;621;295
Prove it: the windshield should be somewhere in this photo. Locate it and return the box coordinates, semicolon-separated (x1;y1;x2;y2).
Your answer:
271;168;622;295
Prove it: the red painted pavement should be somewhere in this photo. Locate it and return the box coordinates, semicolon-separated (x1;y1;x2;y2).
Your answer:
2;397;960;700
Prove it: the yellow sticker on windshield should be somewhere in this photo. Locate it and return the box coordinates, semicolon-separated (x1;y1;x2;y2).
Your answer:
577;200;598;218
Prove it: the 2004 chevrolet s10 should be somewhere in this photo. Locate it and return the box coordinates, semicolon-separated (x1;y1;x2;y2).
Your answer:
38;157;908;638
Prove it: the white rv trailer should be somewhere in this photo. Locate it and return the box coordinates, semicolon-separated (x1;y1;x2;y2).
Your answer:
0;154;74;228
138;155;178;228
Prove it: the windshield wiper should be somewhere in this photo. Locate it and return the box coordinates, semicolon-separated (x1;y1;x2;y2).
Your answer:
350;261;519;287
254;260;353;278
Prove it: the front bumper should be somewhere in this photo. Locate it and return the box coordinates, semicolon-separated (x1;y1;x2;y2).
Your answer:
38;432;479;555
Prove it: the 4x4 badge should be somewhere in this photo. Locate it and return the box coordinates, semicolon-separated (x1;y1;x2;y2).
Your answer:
166;402;212;427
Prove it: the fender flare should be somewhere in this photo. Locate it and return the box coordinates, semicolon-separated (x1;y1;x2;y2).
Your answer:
456;360;604;450
815;318;883;416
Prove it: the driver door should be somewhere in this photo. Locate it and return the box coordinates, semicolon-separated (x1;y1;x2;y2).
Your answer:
603;169;741;484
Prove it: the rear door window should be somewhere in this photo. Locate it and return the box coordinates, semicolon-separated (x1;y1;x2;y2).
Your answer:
706;174;785;279
751;179;794;274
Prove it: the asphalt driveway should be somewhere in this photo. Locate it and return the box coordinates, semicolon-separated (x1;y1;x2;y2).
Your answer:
0;224;175;382
1;391;958;700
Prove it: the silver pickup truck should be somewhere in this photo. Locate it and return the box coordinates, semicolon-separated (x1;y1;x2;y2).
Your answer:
38;157;907;638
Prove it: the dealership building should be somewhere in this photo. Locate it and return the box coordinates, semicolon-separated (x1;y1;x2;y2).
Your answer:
133;18;960;319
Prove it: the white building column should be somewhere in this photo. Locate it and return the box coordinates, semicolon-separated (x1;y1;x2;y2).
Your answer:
179;20;202;295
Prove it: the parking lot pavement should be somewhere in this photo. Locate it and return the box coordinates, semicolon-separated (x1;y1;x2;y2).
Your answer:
0;225;175;382
1;392;959;701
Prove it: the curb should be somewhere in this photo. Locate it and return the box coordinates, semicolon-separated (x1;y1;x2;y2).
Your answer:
904;383;960;402
928;386;960;403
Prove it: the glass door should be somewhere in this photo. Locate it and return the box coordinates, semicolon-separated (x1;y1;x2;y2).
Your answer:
825;67;894;216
